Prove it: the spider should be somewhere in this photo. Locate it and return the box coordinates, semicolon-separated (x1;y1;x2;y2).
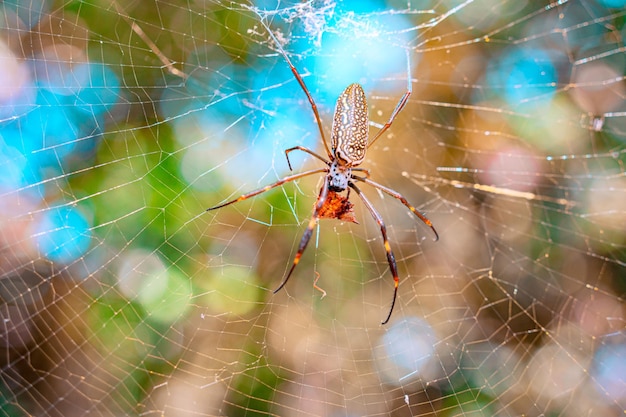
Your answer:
207;22;439;324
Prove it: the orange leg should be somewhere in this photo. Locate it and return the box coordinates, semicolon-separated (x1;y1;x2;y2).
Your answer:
207;168;328;211
349;182;399;325
353;176;438;241
273;179;330;293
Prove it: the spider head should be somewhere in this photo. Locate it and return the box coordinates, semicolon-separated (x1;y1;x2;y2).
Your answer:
328;159;351;192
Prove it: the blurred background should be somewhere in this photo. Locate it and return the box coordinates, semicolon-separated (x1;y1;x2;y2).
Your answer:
0;0;625;416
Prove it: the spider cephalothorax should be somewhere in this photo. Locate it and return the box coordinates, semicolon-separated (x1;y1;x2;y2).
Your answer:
207;22;438;324
328;160;351;192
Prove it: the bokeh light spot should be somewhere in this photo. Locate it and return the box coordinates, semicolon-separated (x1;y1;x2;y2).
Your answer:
118;250;192;324
593;336;626;401
202;266;262;317
34;205;92;263
75;62;121;115
376;317;439;385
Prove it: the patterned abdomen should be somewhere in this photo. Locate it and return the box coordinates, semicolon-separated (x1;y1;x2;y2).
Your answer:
331;83;369;167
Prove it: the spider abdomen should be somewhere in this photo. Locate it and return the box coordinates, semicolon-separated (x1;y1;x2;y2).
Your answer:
331;83;369;167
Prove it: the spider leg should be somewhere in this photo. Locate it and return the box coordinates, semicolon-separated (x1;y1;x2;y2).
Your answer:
353;176;439;241
273;179;330;294
207;168;328;211
368;48;413;149
349;182;398;325
351;167;371;178
256;17;332;160
285;146;330;171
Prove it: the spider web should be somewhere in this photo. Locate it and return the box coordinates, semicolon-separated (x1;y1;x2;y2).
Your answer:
0;0;625;416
